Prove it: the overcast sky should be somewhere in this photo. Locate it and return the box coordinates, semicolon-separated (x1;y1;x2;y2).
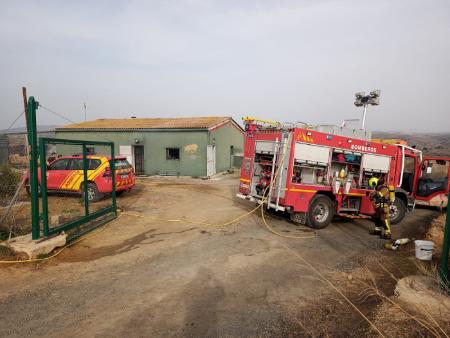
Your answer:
1;0;449;132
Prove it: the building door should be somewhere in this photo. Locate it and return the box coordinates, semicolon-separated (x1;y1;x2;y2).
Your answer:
119;145;133;168
207;145;216;177
133;145;145;175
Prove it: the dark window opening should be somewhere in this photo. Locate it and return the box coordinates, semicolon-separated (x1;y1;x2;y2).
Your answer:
68;159;83;170
417;159;449;197
166;148;180;160
111;159;131;170
88;159;102;170
401;156;416;193
48;158;70;170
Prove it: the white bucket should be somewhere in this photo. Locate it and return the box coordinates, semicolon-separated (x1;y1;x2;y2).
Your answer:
414;240;434;261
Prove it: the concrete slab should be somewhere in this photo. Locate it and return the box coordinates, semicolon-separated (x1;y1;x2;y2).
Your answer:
395;275;450;318
3;233;67;259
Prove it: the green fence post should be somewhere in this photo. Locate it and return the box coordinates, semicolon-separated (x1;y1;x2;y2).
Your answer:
82;144;89;216
439;192;450;288
28;97;40;240
39;140;49;237
110;143;117;215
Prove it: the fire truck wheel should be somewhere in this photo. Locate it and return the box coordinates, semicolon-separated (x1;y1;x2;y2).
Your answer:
307;195;334;229
290;212;307;225
389;198;406;225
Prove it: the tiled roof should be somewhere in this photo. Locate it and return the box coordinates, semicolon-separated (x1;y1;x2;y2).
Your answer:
57;116;236;130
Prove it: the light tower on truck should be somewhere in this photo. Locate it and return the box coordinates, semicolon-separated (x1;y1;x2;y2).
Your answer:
354;90;380;130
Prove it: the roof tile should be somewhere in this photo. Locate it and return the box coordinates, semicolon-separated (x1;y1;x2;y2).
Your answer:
57;116;233;130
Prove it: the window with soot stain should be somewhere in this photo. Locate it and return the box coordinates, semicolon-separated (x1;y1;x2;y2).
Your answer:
166;148;180;160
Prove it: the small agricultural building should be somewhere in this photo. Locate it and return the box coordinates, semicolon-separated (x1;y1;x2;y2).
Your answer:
55;117;243;177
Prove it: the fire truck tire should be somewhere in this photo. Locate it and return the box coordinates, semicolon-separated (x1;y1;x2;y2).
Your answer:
82;182;102;202
307;195;334;229
290;212;307;225
390;198;406;225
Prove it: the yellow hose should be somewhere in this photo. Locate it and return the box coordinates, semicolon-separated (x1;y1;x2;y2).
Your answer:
0;132;315;263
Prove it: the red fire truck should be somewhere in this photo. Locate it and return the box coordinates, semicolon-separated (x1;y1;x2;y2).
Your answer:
237;118;449;229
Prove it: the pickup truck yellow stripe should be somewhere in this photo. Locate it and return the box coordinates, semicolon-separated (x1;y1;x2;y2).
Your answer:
56;159;132;191
60;171;78;189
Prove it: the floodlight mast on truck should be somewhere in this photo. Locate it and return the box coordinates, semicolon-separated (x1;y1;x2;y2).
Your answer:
354;90;380;129
237;117;424;229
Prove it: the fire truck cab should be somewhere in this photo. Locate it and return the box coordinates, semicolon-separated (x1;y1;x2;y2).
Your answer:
236;119;445;229
414;157;450;209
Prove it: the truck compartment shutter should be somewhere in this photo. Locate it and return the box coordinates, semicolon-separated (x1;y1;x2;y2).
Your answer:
294;143;330;165
362;154;390;173
255;141;276;154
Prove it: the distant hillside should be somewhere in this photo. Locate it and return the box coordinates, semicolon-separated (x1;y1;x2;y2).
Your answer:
372;132;450;157
0;125;58;134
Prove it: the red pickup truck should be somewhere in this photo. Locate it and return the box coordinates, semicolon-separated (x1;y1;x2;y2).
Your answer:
25;155;135;201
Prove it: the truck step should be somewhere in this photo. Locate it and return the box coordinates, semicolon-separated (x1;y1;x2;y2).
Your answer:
337;213;371;219
338;208;359;212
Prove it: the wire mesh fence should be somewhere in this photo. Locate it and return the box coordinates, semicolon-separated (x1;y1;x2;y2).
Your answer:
0;156;31;241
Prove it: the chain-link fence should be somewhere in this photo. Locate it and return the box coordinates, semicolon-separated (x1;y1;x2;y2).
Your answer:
0;163;31;241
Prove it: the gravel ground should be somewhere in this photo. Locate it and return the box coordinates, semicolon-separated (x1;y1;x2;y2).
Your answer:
0;173;440;337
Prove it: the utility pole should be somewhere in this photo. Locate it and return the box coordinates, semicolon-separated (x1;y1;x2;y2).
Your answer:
22;87;30;158
22;87;28;128
83;102;87;121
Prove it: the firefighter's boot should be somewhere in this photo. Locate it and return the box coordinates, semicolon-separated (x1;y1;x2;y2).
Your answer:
370;227;382;236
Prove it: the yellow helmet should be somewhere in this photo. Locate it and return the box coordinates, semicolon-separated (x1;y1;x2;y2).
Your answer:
368;177;379;188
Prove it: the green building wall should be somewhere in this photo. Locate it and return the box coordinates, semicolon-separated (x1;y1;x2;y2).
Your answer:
55;123;243;176
209;124;244;173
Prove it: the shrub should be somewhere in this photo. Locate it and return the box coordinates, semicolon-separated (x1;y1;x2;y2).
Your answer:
0;165;20;197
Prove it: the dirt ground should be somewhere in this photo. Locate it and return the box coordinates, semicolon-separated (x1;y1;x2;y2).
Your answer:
0;173;447;337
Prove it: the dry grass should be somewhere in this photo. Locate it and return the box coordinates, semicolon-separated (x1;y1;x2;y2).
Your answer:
373;302;444;338
426;214;446;257
291;255;450;337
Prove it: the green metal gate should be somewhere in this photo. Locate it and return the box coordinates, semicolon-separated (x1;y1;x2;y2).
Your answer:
38;138;117;239
27;96;117;241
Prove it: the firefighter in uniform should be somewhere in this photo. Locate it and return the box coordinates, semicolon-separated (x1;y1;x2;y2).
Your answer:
368;177;395;239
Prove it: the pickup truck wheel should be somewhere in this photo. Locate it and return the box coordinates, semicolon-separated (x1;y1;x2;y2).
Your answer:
390;198;406;225
26;183;41;197
82;183;102;202
307;195;334;229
